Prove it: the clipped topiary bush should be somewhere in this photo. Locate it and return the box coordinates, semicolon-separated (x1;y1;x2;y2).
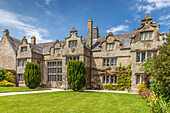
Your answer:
24;62;41;89
67;60;86;91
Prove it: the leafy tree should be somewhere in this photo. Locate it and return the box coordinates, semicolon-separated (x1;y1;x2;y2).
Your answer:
142;30;170;102
67;60;86;91
151;31;170;102
24;62;41;89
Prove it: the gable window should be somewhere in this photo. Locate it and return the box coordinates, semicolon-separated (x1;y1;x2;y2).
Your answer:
137;51;157;62
103;58;117;66
18;59;27;67
140;32;153;40
54;48;60;54
106;43;115;50
21;46;27;52
69;40;77;47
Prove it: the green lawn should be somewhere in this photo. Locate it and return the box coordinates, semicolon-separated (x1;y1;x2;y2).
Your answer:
0;87;50;93
0;91;149;113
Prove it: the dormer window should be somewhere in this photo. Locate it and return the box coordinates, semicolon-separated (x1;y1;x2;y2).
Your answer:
69;40;77;47
140;32;153;40
106;43;115;50
54;48;60;54
21;46;27;52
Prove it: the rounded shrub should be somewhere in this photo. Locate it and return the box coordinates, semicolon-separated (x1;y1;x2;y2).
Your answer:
24;62;41;89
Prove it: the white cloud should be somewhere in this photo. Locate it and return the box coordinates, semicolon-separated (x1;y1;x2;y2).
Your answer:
35;2;52;16
45;0;52;5
0;9;52;43
106;25;130;33
45;10;52;16
159;14;170;20
136;0;170;13
125;19;131;23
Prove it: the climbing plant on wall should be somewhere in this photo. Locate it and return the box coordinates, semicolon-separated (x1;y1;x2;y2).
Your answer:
104;64;132;92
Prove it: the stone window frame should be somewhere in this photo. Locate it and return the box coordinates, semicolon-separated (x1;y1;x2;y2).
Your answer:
54;48;60;54
102;75;117;84
18;59;27;67
47;61;62;82
18;74;24;81
69;40;77;48
103;58;117;66
21;46;27;52
66;56;79;65
106;43;115;51
140;31;153;41
136;74;143;85
136;51;157;63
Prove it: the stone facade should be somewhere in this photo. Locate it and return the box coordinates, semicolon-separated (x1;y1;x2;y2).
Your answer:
0;14;164;90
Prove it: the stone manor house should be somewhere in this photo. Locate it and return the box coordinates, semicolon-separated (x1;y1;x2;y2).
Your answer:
0;14;164;90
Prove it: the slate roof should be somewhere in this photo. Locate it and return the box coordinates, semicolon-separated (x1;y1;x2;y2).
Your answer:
7;32;135;55
92;32;136;51
8;37;21;51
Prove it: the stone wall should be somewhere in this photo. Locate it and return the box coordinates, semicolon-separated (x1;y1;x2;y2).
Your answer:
0;36;16;71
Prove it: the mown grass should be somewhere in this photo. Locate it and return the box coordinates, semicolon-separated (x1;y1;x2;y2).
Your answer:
0;87;50;93
0;91;149;113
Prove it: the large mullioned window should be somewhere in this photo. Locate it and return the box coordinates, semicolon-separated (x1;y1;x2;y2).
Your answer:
18;59;27;67
137;51;157;62
103;58;117;66
47;61;62;82
102;76;117;84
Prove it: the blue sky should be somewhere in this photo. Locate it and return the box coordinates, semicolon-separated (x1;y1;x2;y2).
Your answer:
0;0;169;43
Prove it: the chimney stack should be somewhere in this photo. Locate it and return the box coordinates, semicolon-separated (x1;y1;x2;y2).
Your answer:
87;18;93;48
31;36;36;45
3;29;9;37
94;26;99;39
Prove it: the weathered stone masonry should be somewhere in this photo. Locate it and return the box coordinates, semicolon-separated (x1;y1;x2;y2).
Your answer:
0;14;164;90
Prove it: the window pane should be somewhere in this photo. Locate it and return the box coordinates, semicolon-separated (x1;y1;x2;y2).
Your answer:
107;59;110;66
141;33;144;40
112;44;115;49
153;52;157;56
137;53;140;62
106;44;109;50
110;59;113;66
102;76;105;84
115;58;117;66
142;52;146;62
110;76;113;84
136;75;140;84
103;59;106;66
23;60;27;66
147;52;152;57
114;76;117;84
149;32;153;39
106;76;109;84
145;32;148;40
109;44;112;50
